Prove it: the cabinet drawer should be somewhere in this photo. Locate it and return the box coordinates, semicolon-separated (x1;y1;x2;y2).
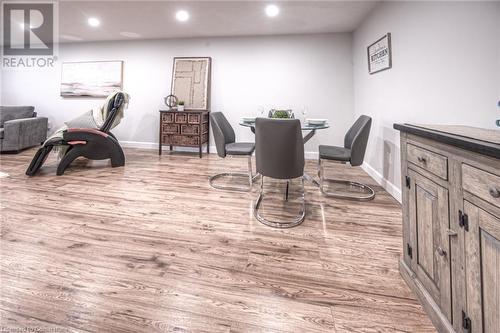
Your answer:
407;144;448;180
181;124;200;135
161;112;175;123
181;135;200;146
187;113;201;124
462;164;500;209
162;135;183;145
162;124;179;134
162;134;199;146
162;134;172;144
175;113;188;123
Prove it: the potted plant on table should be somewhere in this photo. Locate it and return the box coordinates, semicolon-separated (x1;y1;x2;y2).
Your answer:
177;101;185;111
270;109;294;119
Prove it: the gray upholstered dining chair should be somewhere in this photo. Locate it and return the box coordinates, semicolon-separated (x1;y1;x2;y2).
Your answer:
318;115;374;201
209;112;255;191
254;118;305;228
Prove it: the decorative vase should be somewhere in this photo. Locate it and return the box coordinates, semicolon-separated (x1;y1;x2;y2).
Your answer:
178;105;185;111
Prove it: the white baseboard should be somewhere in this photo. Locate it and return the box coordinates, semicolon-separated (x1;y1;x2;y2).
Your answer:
361;162;402;203
304;151;319;160
122;141;211;153
121;141;158;150
121;141;321;159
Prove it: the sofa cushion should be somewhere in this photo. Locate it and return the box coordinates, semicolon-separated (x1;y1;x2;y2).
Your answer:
0;106;35;126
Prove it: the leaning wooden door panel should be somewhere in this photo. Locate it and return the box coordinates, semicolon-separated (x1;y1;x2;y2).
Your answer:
464;201;500;333
408;169;452;321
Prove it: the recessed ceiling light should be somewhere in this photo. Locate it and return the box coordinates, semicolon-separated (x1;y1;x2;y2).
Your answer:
87;17;100;27
176;10;189;22
265;4;280;17
120;31;141;38
60;34;84;41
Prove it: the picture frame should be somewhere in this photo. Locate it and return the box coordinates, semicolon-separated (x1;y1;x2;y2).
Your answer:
61;60;123;97
171;57;211;111
367;33;392;74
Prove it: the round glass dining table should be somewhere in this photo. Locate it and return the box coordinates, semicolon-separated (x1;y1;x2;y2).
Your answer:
239;119;330;185
239;120;329;143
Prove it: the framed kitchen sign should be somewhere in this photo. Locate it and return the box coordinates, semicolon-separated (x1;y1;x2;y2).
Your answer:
367;33;392;74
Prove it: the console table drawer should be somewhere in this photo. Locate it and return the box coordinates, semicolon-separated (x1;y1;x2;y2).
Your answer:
188;113;202;124
162;134;205;146
181;124;200;135
175;113;188;123
407;143;448;180
463;164;500;208
162;124;179;134
188;113;208;124
162;112;175;123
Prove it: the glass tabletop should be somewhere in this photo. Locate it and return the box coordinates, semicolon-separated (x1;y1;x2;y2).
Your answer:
239;120;330;131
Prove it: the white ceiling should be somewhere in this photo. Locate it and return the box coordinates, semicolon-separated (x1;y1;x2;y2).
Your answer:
58;1;379;42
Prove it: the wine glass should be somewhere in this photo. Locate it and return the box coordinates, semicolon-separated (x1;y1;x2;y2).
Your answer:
301;106;308;123
257;105;265;118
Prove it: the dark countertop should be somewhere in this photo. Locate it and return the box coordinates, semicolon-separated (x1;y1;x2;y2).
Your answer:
159;109;209;112
394;124;500;159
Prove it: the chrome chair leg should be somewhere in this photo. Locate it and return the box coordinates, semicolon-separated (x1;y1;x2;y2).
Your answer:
285;180;289;201
209;155;254;192
318;158;375;201
247;154;253;187
254;176;306;228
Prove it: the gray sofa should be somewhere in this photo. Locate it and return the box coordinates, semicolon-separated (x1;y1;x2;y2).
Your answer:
0;106;48;152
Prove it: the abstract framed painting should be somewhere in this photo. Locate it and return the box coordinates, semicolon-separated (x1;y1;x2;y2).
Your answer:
171;57;211;110
367;33;392;75
61;61;123;97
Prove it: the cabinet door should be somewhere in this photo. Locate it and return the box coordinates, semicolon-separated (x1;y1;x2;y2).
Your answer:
408;169;452;321
464;201;500;333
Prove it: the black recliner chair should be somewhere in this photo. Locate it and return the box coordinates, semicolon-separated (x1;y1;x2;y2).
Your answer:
26;92;126;176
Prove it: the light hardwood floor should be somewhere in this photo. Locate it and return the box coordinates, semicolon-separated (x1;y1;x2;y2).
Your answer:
0;148;436;333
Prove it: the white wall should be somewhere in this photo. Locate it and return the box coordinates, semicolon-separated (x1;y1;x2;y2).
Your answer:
1;33;354;154
353;1;500;201
0;70;2;105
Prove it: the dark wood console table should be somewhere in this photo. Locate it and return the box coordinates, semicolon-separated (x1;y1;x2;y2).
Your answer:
159;110;210;158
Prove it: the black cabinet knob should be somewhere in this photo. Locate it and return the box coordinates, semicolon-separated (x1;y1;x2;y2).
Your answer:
436;247;447;257
489;187;500;198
